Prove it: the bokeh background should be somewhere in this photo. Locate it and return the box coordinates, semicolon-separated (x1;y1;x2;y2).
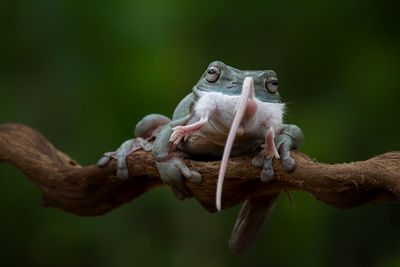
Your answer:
1;0;400;266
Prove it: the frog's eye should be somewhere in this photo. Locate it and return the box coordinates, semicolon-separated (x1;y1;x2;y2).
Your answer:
266;77;278;93
206;66;220;83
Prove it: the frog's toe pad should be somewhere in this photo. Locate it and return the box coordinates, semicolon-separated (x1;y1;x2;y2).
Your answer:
97;152;116;167
260;168;274;182
143;143;153;151
172;187;186;201
188;171;202;183
251;154;264;167
282;157;295;172
117;168;129;180
97;156;111;167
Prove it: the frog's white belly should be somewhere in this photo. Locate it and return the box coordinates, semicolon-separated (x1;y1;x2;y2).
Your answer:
179;91;285;157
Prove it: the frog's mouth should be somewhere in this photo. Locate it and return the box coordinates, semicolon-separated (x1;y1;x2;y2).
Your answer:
193;79;281;104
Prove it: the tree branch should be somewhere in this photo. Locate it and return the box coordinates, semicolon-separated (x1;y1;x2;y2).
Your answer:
1;123;399;216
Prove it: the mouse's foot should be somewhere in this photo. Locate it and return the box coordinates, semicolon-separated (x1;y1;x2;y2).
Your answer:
170;117;208;145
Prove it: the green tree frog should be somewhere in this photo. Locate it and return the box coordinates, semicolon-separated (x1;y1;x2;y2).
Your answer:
98;61;304;252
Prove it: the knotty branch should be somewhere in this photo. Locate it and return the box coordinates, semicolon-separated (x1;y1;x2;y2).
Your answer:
0;123;399;216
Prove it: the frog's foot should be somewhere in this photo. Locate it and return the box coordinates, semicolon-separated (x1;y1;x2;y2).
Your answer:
275;129;298;172
250;129;280;182
251;146;295;182
97;137;154;179
251;152;275;182
156;154;202;200
170;116;208;145
252;129;298;181
277;141;296;172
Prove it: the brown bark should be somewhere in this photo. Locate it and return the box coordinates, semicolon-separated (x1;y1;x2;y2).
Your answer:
0;123;399;216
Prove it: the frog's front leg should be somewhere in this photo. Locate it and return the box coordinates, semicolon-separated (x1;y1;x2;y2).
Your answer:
252;123;304;181
153;115;202;200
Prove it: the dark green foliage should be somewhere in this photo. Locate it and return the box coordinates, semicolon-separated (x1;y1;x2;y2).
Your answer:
0;0;400;266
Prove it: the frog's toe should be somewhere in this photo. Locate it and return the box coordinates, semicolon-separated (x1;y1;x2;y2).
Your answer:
282;157;295;172
97;157;109;166
260;169;274;182
117;168;129;179
143;143;153;151
260;157;275;182
116;140;133;179
97;152;114;167
171;158;201;186
156;159;193;200
172;187;186;201
279;142;296;172
252;153;276;182
251;153;264;167
188;170;202;183
166;167;193;199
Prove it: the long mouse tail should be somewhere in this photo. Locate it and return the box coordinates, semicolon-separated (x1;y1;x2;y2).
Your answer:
216;77;255;211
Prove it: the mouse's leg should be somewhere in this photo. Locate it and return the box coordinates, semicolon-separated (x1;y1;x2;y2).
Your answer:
169;116;208;145
251;127;279;182
265;128;280;159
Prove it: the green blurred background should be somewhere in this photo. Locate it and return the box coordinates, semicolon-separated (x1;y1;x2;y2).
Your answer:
1;0;400;266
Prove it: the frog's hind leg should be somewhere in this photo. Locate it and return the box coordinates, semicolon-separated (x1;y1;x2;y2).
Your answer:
97;114;171;179
229;193;279;253
135;114;171;140
131;114;171;152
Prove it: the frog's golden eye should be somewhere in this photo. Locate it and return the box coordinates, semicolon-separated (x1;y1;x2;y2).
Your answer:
266;77;278;93
206;66;220;83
